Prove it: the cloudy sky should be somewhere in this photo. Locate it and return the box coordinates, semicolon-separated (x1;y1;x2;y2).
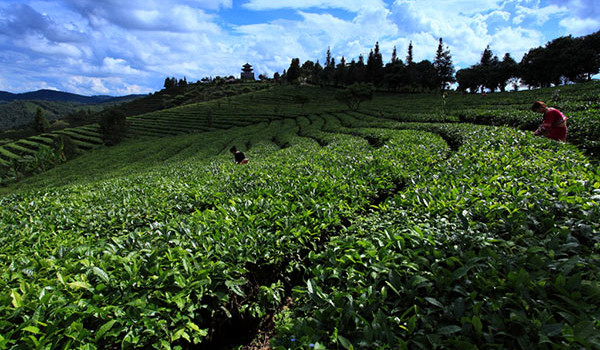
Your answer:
0;0;598;96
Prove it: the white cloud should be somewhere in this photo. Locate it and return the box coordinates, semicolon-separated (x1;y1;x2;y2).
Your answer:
114;84;149;95
63;0;222;33
1;0;599;95
489;26;544;60
17;34;84;57
187;0;233;10
102;57;142;75
547;0;599;20
66;76;110;94
243;0;387;12
559;17;600;36
514;3;566;26
234;5;398;68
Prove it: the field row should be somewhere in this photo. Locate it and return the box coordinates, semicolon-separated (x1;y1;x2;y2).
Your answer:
0;126;103;165
1;112;599;348
0;116;451;348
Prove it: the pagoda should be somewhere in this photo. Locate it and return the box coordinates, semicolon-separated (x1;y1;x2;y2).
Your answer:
241;63;255;80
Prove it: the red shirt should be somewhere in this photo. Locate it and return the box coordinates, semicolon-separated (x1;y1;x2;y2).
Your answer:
542;108;567;141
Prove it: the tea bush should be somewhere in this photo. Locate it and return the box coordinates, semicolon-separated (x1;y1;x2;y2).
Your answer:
0;82;599;349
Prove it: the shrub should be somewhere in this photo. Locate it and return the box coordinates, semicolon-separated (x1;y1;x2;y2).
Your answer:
99;109;127;146
335;83;374;110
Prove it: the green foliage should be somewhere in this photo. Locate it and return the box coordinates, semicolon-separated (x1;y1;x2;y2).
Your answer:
273;123;600;350
293;95;310;112
55;134;79;161
0;82;599;349
33;108;50;133
99;109;127;146
0;141;66;183
286;58;301;84
433;38;455;91
335;83;374;110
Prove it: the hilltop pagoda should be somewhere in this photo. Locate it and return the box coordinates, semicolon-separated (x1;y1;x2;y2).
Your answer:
241;63;255;80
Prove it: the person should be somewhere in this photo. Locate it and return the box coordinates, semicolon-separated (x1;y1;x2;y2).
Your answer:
531;101;567;141
230;146;249;164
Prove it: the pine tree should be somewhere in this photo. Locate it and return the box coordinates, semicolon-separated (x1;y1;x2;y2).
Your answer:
287;58;301;83
433;38;455;91
33;107;50;133
480;45;493;66
334;56;347;87
406;41;414;66
312;61;323;85
498;53;518;92
479;45;500;91
366;42;384;85
391;46;399;63
164;77;176;89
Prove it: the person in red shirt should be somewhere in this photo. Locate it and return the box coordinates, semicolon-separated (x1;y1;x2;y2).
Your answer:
532;101;567;141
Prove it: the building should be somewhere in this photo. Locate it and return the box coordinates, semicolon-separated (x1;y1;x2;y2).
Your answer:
241;63;255;80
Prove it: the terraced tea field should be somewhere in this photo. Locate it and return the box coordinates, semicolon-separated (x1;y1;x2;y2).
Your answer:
0;83;599;349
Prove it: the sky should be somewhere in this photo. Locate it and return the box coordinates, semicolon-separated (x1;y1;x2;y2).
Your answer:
0;0;598;96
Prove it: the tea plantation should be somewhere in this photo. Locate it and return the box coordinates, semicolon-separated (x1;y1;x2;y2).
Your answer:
0;82;599;349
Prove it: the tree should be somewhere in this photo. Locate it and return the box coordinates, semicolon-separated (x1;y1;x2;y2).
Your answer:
300;60;315;82
322;56;335;86
53;134;78;161
311;61;323;85
383;58;406;91
480;45;493;66
334;57;347;87
325;47;332;68
433;38;455;91
366;42;384;85
163;77;176;89
391;46;399;63
456;67;481;93
415;60;438;91
545;35;576;85
178;77;188;87
286;58;301;84
497;53;519;92
352;55;367;84
406;41;414;66
581;31;600;80
486;55;502;92
99;109;127;146
520;46;552;88
33;107;50;133
345;60;357;86
334;83;374;110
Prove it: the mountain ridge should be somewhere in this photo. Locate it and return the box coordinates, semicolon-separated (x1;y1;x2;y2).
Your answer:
0;89;145;104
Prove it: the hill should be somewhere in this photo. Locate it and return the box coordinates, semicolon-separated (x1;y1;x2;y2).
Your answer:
0;82;599;349
0;92;145;132
0;82;271;134
0;89;144;104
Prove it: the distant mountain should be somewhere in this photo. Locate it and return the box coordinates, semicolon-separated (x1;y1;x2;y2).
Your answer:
0;89;145;104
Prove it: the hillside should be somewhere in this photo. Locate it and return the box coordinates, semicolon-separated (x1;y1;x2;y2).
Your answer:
0;89;143;104
0;82;599;349
0;90;145;132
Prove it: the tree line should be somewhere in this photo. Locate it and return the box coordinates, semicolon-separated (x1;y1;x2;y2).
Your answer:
281;38;455;92
458;31;600;92
281;30;600;93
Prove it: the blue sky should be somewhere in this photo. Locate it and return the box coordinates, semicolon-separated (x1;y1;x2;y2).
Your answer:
0;0;598;96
